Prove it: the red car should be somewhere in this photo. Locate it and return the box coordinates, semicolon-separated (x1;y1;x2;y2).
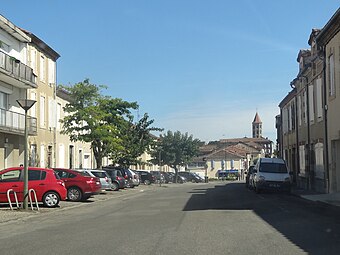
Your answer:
53;168;102;201
0;167;67;208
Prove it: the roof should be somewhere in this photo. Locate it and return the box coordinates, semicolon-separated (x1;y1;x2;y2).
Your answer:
316;8;340;46
20;28;60;61
0;15;30;42
253;112;262;123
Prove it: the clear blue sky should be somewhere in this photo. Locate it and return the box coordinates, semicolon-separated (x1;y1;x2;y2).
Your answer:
2;1;339;142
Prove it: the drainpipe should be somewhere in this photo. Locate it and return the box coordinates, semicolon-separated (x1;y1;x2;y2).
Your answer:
321;46;330;193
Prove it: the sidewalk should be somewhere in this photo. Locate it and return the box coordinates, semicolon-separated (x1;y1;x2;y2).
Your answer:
292;188;340;208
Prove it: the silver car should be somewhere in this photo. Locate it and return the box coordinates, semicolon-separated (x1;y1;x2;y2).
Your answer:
76;169;113;191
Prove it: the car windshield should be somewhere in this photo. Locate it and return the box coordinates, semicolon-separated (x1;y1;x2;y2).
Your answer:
259;163;288;173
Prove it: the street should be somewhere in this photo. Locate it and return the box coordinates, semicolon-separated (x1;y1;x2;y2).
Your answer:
0;181;339;255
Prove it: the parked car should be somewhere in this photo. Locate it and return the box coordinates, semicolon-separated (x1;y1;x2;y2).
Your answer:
150;171;165;183
178;172;203;183
0;167;67;208
102;168;126;190
245;165;255;189
192;173;205;182
253;158;292;193
53;168;102;201
76;169;113;191
160;171;172;183
103;167;137;188
167;172;186;183
131;170;141;186
135;170;155;185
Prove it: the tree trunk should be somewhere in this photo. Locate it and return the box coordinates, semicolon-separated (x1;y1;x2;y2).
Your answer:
174;166;178;183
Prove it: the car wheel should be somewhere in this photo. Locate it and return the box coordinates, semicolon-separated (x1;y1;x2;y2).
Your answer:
67;187;82;202
144;180;151;185
111;182;119;191
43;191;60;208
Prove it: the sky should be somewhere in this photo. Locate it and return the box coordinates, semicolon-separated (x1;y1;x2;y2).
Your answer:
1;1;339;143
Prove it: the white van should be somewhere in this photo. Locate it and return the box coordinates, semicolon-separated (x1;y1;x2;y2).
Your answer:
253;158;291;193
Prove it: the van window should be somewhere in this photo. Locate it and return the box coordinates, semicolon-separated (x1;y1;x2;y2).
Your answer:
259;163;288;173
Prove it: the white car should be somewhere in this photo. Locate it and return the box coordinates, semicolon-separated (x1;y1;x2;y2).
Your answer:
127;169;140;187
253;158;291;194
76;169;113;191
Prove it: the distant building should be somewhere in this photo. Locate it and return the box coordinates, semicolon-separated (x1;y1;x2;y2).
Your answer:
187;114;273;179
252;112;262;138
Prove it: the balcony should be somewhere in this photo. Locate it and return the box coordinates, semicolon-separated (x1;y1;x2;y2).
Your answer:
0;108;37;136
0;51;36;88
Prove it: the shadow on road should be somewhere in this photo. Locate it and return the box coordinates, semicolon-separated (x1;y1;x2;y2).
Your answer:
183;182;340;255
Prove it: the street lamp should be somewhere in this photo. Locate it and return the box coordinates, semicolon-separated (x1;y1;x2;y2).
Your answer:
17;99;36;210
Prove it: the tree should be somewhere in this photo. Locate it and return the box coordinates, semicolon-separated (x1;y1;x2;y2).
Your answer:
110;113;163;168
150;131;201;182
60;79;137;169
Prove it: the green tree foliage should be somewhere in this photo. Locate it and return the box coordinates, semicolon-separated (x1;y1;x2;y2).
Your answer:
59;79;138;169
150;131;201;182
110;113;163;168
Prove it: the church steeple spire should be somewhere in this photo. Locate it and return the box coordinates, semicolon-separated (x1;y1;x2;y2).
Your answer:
252;112;262;138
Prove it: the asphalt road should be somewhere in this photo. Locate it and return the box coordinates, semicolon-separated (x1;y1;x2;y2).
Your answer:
0;181;340;255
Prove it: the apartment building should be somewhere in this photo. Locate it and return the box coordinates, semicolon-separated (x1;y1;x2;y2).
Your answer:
278;8;340;193
0;15;37;169
316;8;340;193
22;29;60;168
55;88;93;169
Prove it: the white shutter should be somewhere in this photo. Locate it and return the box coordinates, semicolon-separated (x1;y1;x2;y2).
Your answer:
316;78;323;120
309;85;314;123
299;145;305;174
40;96;45;127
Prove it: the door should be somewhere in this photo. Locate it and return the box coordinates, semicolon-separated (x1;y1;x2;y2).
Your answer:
0;169;23;202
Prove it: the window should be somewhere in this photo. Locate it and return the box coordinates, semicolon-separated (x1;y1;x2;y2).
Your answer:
316;78;323;120
0;170;21;182
40;95;45;127
291;102;295;130
329;54;335;97
0;91;8;126
0;40;10;53
28;170;43;181
31;49;36;72
259;163;288;173
48;98;56;128
0;91;8;109
303;91;307;124
40;55;45;82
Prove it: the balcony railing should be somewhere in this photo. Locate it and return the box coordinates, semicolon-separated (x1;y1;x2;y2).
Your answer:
0;51;36;85
0;108;37;136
